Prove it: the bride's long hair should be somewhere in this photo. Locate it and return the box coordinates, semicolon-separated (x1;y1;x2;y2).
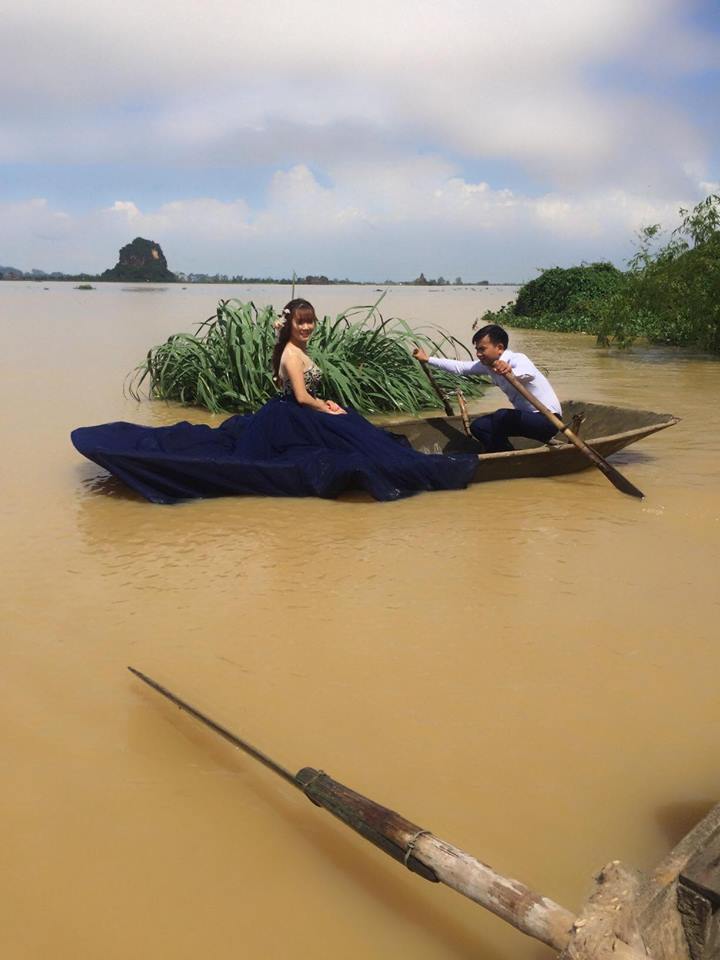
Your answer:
271;299;317;381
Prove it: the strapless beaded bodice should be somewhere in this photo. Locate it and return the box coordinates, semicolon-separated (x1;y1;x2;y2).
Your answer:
280;363;323;399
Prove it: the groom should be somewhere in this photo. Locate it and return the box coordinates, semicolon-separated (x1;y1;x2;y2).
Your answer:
413;324;562;453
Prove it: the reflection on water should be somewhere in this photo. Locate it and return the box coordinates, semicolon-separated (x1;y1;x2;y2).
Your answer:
81;473;144;500
2;282;720;960
121;286;171;293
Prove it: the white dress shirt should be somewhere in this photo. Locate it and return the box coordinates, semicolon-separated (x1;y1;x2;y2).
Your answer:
428;349;562;416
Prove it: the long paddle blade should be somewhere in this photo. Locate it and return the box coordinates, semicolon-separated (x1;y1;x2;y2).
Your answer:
574;439;645;499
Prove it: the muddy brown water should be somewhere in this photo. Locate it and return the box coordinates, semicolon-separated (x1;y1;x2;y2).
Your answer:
2;282;719;959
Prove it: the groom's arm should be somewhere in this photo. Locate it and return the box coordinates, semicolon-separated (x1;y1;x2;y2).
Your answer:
413;347;485;376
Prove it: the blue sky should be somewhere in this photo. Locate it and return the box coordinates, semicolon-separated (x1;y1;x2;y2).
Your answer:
1;0;718;280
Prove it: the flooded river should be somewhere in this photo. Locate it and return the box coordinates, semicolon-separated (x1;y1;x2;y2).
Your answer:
2;282;719;959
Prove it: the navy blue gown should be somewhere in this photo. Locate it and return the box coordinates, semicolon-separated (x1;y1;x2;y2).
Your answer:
71;366;477;503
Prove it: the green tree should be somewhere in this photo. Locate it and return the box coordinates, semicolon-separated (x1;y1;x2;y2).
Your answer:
593;194;720;351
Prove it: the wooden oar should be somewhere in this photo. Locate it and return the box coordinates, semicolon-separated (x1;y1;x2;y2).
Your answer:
455;388;472;437
500;369;645;500
127;667;577;952
415;356;454;416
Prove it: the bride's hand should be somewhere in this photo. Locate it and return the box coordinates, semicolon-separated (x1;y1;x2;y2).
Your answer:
325;400;347;415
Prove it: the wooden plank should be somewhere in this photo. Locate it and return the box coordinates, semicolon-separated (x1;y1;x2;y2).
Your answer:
680;834;720;907
643;804;720;902
637;803;720;960
675;823;720;960
677;885;715;960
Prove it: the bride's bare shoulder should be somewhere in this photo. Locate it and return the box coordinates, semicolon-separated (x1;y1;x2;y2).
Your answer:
280;345;305;371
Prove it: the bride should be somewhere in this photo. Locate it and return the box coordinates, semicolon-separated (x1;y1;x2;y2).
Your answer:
71;298;477;502
274;298;346;416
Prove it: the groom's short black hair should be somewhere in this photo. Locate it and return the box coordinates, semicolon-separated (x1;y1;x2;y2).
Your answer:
472;324;509;349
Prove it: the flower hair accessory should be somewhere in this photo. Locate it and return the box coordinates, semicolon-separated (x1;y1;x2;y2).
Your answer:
273;308;289;340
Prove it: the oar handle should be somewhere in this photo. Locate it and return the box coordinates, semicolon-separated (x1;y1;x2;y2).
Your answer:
500;369;645;499
502;371;601;463
416;358;454;417
500;370;561;427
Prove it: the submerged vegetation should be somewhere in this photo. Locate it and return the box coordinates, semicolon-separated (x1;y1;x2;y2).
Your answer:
513;262;623;330
129;299;487;415
482;194;720;353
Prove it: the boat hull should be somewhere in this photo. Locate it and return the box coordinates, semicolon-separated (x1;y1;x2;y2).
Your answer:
387;400;679;484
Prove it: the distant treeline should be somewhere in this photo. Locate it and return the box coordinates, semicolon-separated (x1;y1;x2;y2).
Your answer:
1;234;501;286
0;268;98;282
0;269;496;286
481;194;720;354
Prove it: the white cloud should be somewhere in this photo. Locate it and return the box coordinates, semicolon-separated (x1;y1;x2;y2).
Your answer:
1;2;716;276
0;0;715;192
106;201;141;218
0;163;696;278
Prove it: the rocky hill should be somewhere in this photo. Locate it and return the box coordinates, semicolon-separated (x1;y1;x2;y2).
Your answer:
101;237;177;282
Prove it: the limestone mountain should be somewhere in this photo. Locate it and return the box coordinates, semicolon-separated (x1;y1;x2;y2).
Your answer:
102;237;177;282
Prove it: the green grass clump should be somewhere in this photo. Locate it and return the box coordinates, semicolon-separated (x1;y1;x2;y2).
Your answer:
482;302;601;335
480;263;623;336
129;299;487;415
514;262;623;318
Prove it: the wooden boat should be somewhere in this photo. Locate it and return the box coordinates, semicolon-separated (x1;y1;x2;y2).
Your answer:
388;400;679;483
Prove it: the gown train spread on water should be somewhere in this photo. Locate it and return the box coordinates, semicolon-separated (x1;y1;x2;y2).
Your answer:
71;394;478;503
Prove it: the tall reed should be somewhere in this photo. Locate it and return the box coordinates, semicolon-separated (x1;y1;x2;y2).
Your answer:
129;299;486;414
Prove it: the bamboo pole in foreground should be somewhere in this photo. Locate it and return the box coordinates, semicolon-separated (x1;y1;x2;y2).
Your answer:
415;834;576;949
299;772;654;959
129;668;658;959
295;766;576;951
